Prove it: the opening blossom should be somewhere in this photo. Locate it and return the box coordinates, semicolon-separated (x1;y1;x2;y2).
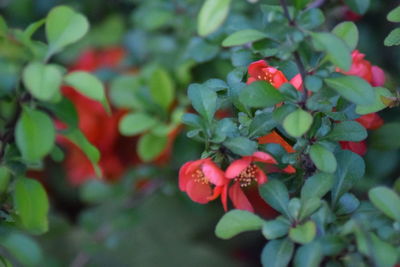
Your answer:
247;60;302;90
179;158;228;209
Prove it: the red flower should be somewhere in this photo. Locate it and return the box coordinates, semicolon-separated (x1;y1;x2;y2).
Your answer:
247;60;302;90
355;113;384;130
224;152;277;213
179;158;228;208
340;50;385;87
340;141;367;156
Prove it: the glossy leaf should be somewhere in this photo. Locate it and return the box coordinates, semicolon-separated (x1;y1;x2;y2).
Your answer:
188;84;217;123
326;121;367;142
283;109;313;138
215;209;263;239
239;81;285;108
262;217;290;240
222;29;267;47
325;76;375;105
309;144;337;173
369;186;400;221
332;21;358;50
261;238;294;267
223;136;257;156
259;179;290;216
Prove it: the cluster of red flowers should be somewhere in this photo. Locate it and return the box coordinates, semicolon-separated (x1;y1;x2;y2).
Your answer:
59;47;139;185
179;49;386;214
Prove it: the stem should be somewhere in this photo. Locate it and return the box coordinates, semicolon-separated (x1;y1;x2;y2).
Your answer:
0;104;22;163
279;0;310;109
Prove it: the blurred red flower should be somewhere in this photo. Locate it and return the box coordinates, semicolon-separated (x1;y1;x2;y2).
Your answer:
179;158;227;208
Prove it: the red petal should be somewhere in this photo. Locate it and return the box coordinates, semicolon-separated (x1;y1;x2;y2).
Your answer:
229;182;254;212
252;151;277;164
225;157;252;179
186;179;213;204
221;184;229;211
371;66;385;87
248;60;269;79
283;165;296;174
202;159;226;186
208;185;223;201
255;167;268;184
178;161;194;191
290;74;303;90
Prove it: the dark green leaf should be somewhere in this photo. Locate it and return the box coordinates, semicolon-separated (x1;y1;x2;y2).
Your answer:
198;0;231;36
369;186;400;221
259;179;290;216
297;8;325;30
325;76;375;105
239;81;285;108
344;0;370;14
248;112;277;138
262;217;290;240
282;109;313;138
301;172;334;200
0;166;10;194
261;238;294;267
294;241;323;267
188;84;217;123
223;137;257;156
299;197;321;221
326;121;367;142
0;232;42;266
309;144;337;173
336;193;360;215
14;177;49;234
215;210;263;239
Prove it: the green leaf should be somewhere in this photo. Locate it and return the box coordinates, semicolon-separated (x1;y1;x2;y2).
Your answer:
331;150;365;204
297;8;325;30
299;197;321;221
248;112;277;138
215;209;263;239
14;177;49;234
0;166;10;194
46;6;89;56
370;123;400;150
222;29;267;47
137;133;168;162
355;87;393;115
197;0;231;36
332;21;358;50
384;28;400;47
149;67;174;109
259;179;290;216
301;172;334;200
109;75;142;109
305;75;323;92
283;109;313;138
188;84;217;123
294;0;312;9
119;113;159;136
64;71;105;102
369;186;400;222
325;75;375;105
22;62;62;101
261;238;294;267
309;144;337;173
239;81;285;108
336;193;360;215
289;221;316;244
15;108;55;162
387;5;400;22
223;136;257;156
288;198;301;220
294;241;323;267
312;32;351;71
63;128;101;177
326;121;367;142
262;217;290;240
80;180;115;204
43;97;79;128
344;0;370;14
0;232;42;266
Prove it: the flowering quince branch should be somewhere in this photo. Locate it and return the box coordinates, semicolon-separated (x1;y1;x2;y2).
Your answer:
180;1;400;266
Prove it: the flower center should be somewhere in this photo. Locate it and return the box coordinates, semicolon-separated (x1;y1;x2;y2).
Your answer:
192;169;209;184
257;72;274;84
235;164;257;187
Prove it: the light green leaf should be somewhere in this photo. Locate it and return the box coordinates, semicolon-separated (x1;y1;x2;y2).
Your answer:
14;177;49;234
63;71;105;102
355;87;393;115
46;6;89;56
344;0;370;15
137;133;168;162
387;5;400;22
215;209;263;239
149;68;174;109
239;81;285;108
22;62;62;101
261;238;294;267
283;109;313;138
197;0;231;36
369;186;400;222
222;29;267;47
301;172;334;200
332;21;358;50
15;108;55;162
312;32;352;71
289;221;316;244
309;144;337;173
325;75;375;105
0;166;10;194
0;232;42;266
384;28;400;47
119;113;159;136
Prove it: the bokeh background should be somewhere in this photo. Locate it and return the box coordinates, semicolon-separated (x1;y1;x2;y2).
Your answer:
0;0;399;266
